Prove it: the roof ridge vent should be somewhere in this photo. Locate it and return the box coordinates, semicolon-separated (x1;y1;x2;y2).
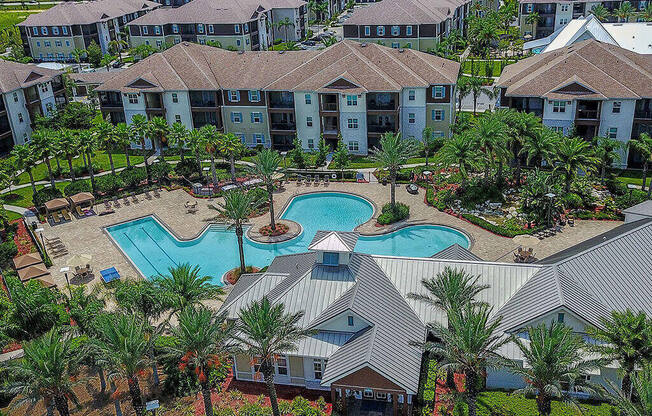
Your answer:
360;42;367;47
398;48;405;52
279;50;285;54
238;50;245;54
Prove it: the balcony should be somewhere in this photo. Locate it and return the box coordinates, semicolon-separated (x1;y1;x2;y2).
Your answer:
268;91;294;109
100;92;123;108
635;99;651;119
190;91;218;108
192;111;222;129
367;93;397;111
320;94;338;112
51;79;65;93
25;87;39;103
576;101;600;120
270;112;295;131
145;93;163;110
322;116;338;134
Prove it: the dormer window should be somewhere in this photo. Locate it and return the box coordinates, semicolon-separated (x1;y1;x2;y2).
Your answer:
347;316;354;326
323;252;339;266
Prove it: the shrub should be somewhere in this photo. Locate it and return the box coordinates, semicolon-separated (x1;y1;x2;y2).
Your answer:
149;162;172;182
0;241;18;269
606;179;628;196
615;189;647;209
173;158;201;179
561;193;583;209
377;202;410;225
462;214;533;237
459;181;504;210
468;391;616;416
95;174;124;195
63;180;91;196
119;167;147;188
33;187;63;208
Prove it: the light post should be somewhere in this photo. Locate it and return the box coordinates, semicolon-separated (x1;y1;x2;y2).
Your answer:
59;266;72;300
627;183;637;199
35;227;46;258
281;151;287;170
545;192;556;228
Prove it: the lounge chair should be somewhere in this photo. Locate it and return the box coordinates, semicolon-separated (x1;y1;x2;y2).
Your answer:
51;249;68;258
61;209;72;221
305;175;311;184
75;206;84;217
104;200;112;210
144;191;152;200
44;235;61;242
325;175;330;185
122;196;130;206
296;175;303;185
47;240;65;249
112;196;121;208
131;192;139;203
86;264;93;274
153;189;161;198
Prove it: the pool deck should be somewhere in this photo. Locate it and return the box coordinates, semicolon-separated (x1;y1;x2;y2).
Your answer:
41;182;621;306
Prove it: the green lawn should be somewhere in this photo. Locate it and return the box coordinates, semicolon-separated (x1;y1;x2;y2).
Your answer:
473;391;615;416
613;168;651;188
5;211;23;221
461;59;515;78
0;10;39;30
348;156;427;169
2;182;70;209
14;151;144;185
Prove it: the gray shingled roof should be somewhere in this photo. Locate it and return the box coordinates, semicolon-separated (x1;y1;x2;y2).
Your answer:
431;243;482;261
18;0;159;26
0;60;61;93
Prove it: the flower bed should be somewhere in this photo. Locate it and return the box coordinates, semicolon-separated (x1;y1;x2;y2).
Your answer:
12;218;37;256
225;266;260;285
259;223;289;236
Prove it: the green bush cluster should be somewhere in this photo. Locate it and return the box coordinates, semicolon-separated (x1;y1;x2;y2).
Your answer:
95;174;125;195
53;163;96;179
468;391;615;416
561;193;583;210
149;162;172;182
173;158;201;179
214;395;327;416
462;214;532;238
33;186;63;208
615;189;647;210
0;240;18;269
426;188;456;211
572;210;623;221
378;202;410;225
119;167;147;188
458;181;504;210
63;180;91;196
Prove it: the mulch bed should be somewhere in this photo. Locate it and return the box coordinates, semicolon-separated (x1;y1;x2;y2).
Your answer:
224;267;261;285
12;218;37;256
258;223;289;236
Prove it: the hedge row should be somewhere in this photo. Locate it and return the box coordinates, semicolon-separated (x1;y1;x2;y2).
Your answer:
461;214;534;238
472;391;615;416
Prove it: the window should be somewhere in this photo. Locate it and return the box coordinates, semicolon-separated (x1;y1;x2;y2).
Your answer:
175;114;181;123
18;113;24;123
36;41;41;47
56;53;64;60
363;390;374;399
197;24;204;33
156;40;163;48
559;18;568;25
172;24;178;33
313;359;327;379
348;141;359;151
526;4;533;12
44;41;51;47
52;27;59;35
408;90;415;101
377;26;385;36
62;26;68;35
560;4;569;11
13;92;18;102
251;112;263;123
128;93;138;104
55;40;62;47
306;116;313;127
244;23;249;32
391;42;400;48
154;26;161;35
234;24;241;34
231;112;243;123
41;27;48;35
376;392;387;400
305;94;311;105
552;100;566;113
32;27;38;35
557;313;565;323
208;25;214;34
323;252;339;266
276;356;288;376
174;38;180;44
142;26;148;35
172;93;178;103
347;316;354;326
253;133;264;144
40;84;48;93
236;39;241;46
364;26;370;36
552;126;564;134
612;101;621;113
246;38;250;45
607;127;617;139
433;131;445;138
307;138;314;148
229;90;240;102
346;95;357;106
248;90;260;102
65;41;70;47
408;113;415;124
198;38;205;45
391;26;399;36
123;16;127;24
347;118;358;129
431;109;445;121
432;86;445;98
406;25;412;36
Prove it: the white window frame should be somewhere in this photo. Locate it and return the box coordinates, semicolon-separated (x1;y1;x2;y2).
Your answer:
307;138;314;148
18;113;24;123
175;114;182;123
52;27;59;35
229;90;240;102
408;90;415;101
249;90;260;102
612;101;621;113
432;109;445;121
62;26;68;35
172;93;178;103
552;100;566;113
253;133;264;144
323;252;339;265
128;93;138;104
235;24;241;34
433;131;445;138
32;27;38;35
306;116;313;127
377;26;385;36
154;26;161;35
364;26;370;36
347;118;358;129
13;92;18;102
391;26;400;36
197;23;204;33
232;112;243;123
251;112;263;123
392;42;400;48
40;84;48;93
172;24;178;33
142;26;148;35
55;40;62;47
208;24;214;34
244;23;249;32
41;27;47;35
275;355;288;376
346;95;357;106
348;141;359;152
406;25;412;36
305;94;311;105
313;359;327;380
432;86;445;98
156;40;163;48
607;127;617;139
408;113;415;124
44;41;51;47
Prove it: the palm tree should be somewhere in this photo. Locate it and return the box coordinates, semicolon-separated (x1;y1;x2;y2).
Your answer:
217;132;245;183
423;303;509;416
130;114;151;182
153;263;223;314
594;136;622;184
370;132;419;210
628;133;652;192
526;12;540;35
331;139;350;180
11;144;38;196
78;130;97;193
247;149;283;230
30;129;57;188
469;114;509;181
506;323;600;416
614;1;634;22
187;129;206;177
467;76;495;115
553;137;599;193
92;114;117;175
201;125;220;185
421;126;434;167
500;110;542;184
456;76;471;112
147;116;169;161
235;297;315;416
112;122;133;168
56;129;80;181
108;39;128;64
164;306;235;416
435;133;481;187
276;17;294;42
590;4;610;21
642;3;652;21
597;363;652;416
587;309;652;399
4;328;80;416
211;189;259;273
520;126;560;168
71;48;85;71
167;122;187;161
92;313;152;416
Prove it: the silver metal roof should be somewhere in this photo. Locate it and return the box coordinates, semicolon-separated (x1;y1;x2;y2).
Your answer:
430;243;483;261
310;231;360;252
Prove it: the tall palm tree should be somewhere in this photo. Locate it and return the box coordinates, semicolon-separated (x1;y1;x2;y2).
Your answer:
92;114;117;175
11;144;38;196
71;48;85;71
500;110;542;184
130;114;151;183
164;306;235;416
642;3;652;22
594;136;622;184
423;303;509;416
201;125;220;185
217;132;245;183
628;132;652;192
590;4;610;21
468;76;496;115
526;12;540;35
370;132;419;210
211;189;259;273
247;149;282;230
92;313;152;416
614;1;634;22
112;122;133;168
553;137;599;193
153;263;223;314
4;328;80;416
30;129;57;188
147;116;169;162
587;309;652;399
187;129;206;177
435;132;481;188
456;76;471;112
520;126;560;168
506;323;600;416
78;130;97;193
597;363;652;416
276;17;294;42
421;126;434;167
167;122;188;161
469;114;509;181
235;297;315;416
56;129;80;181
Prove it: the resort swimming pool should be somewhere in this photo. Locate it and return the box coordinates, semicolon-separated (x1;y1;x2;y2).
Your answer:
106;192;470;282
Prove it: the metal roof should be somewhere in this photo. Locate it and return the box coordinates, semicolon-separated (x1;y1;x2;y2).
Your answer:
622;200;652;217
430;243;483;261
309;231;360;252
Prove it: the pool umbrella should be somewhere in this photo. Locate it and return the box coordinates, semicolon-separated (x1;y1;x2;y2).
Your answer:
513;234;540;247
13;252;42;270
34;274;56;288
17;263;49;282
67;254;93;268
68;192;95;207
44;198;70;213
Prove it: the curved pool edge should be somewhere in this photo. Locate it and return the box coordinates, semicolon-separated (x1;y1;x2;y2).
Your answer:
277;190;378;220
355;220;474;252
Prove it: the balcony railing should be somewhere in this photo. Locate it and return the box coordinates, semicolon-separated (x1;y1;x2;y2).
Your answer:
368;123;396;133
635;110;652;119
576;109;599;120
270;122;296;131
321;102;337;111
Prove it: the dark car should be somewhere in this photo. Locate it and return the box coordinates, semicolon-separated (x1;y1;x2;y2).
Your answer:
112;61;124;68
302;40;316;46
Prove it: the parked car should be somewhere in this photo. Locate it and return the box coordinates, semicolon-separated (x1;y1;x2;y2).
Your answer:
302;40;316;46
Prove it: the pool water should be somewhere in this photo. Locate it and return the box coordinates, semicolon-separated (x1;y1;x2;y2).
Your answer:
107;192;469;283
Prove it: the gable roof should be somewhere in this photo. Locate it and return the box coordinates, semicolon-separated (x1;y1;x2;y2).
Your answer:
95;40;459;93
0;60;62;93
18;0;159;27
430;243;482;261
309;231;359;252
345;0;467;26
128;0;265;26
497;39;652;100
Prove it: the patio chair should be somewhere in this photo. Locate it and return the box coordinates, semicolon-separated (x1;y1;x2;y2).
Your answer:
131;192;139;203
51;249;68;258
325;175;330;184
47;240;65;249
296;175;303;185
61;209;72;221
75;205;84;217
305;175;311;184
104;200;112;210
74;266;81;276
86;264;93;274
112;196;121;208
49;214;59;224
122;196;130;206
44;235;61;242
153;189;161;198
144;191;152;200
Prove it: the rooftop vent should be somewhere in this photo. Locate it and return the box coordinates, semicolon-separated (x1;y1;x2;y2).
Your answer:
238;50;245;54
360;42;367;47
398;48;405;53
279;50;285;54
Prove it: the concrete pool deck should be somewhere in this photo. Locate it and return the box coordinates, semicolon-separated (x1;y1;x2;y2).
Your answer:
41;182;621;307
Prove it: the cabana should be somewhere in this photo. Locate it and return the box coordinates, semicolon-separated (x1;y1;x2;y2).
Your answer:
34;274;57;288
12;252;42;270
44;198;71;223
68;192;95;217
17;263;51;282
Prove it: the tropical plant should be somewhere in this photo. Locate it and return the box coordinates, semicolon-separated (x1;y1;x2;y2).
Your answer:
628;132;652;193
506;322;600;416
3;328;81;416
553;137;599;193
112;122;133;168
370;132;418;210
408;267;488;315
520;126;560;168
11;144;38;196
499;109;542;183
276;17;295;42
456;77;471;112
164;306;235;416
200;124;220;185
587;309;652;399
92;114;117;175
596;362;652;416
210;189;259;273
217;132;245;183
590;4;610;21
468;114;509;181
187;128;206;177
147;116;170;161
30;129;57;188
235;297;315;416
526;12;540;34
248;149;283;230
435;132;482;187
168;122;188;161
614;1;634;22
131;114;151;183
99;54;116;72
71;48;85;71
153;263;223;314
77;130;97;193
331;139;350;180
55;129;80;181
594;136;623;184
468;76;496;115
642;3;652;21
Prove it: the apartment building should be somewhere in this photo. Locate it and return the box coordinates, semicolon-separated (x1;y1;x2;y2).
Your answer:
17;0;160;63
496;39;652;167
342;0;471;51
518;0;649;39
95;40;459;154
127;0;306;52
0;60;66;154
